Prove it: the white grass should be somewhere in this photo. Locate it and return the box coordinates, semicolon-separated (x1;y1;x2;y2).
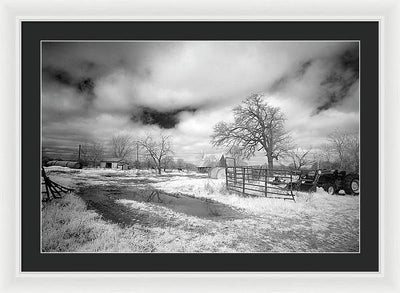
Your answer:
42;193;239;253
151;177;340;218
42;168;360;252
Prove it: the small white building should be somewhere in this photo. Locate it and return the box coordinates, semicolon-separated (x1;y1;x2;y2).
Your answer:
100;158;129;170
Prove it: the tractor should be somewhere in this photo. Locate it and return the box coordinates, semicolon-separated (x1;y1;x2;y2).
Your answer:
292;169;360;195
317;169;359;195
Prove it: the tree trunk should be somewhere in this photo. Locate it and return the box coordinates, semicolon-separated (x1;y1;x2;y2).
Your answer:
267;156;274;177
267;156;274;170
158;167;162;174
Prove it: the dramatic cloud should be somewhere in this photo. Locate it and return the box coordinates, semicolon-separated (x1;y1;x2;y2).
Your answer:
312;44;359;114
42;41;359;163
130;107;198;129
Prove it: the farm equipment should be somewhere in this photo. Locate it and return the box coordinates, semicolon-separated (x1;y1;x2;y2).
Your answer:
286;170;321;193
291;169;359;195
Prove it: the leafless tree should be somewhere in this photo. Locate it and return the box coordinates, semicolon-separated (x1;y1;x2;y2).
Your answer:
80;141;104;167
288;147;312;170
139;134;173;174
320;143;335;163
328;130;359;171
143;157;155;169
211;93;292;170
344;132;359;171
328;130;346;169
111;134;133;160
161;155;175;171
311;143;337;169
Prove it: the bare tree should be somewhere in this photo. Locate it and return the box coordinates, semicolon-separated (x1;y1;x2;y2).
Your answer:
288;147;312;170
139;134;173;174
320;143;335;164
211;93;292;169
111;134;133;160
328;130;346;169
344;132;359;171
143;157;155;169
328;130;359;171
161;155;175;171
311;143;337;169
80;141;104;167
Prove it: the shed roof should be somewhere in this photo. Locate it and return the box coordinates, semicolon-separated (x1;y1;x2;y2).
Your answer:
197;154;226;168
101;158;128;163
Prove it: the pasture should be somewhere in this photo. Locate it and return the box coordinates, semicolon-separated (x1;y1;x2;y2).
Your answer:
42;166;359;253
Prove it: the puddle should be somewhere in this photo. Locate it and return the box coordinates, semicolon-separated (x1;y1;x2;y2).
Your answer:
117;188;241;219
74;177;159;187
77;186;164;227
77;185;242;227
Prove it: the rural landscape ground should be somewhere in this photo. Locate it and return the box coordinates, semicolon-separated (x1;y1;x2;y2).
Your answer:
42;166;359;253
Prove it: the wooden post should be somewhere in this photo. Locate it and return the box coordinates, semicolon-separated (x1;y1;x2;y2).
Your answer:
264;168;268;197
242;167;245;194
225;165;228;190
290;171;293;196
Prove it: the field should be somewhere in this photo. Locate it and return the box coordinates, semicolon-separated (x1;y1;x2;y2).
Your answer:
42;166;360;253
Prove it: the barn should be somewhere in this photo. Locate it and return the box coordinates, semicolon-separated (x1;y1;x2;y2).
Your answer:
197;154;226;173
100;158;129;170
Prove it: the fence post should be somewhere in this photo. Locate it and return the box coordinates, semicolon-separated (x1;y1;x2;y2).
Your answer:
264;169;268;197
242;167;245;195
225;166;228;190
290;171;293;196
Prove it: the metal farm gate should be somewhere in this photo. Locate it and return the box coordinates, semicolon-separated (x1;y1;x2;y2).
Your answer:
225;165;298;201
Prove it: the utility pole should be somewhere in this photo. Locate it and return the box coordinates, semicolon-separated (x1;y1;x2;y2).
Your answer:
78;144;81;162
135;142;140;169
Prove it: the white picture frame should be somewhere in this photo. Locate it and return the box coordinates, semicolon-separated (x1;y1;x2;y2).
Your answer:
1;0;398;292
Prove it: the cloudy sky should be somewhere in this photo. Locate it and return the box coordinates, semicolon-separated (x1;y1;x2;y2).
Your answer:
42;41;359;164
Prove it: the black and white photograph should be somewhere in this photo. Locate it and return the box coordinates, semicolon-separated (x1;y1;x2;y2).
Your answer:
41;41;360;253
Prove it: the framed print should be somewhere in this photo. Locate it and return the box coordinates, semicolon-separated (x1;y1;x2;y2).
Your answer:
2;0;400;292
20;21;377;272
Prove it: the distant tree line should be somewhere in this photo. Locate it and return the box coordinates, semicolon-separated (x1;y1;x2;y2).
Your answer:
43;132;197;174
317;130;359;172
284;130;359;172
